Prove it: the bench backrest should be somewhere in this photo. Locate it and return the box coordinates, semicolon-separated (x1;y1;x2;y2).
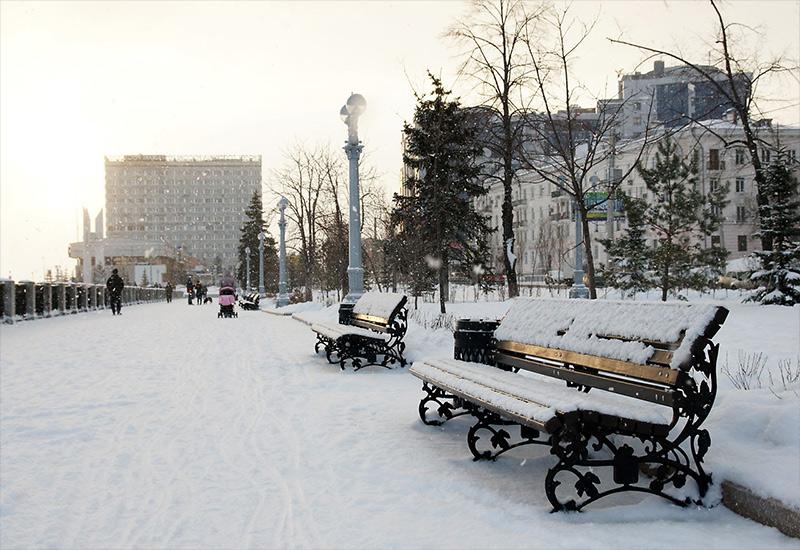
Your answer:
350;292;408;332
493;298;728;405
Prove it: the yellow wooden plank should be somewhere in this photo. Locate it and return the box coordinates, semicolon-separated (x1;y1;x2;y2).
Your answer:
496;341;679;385
352;313;389;325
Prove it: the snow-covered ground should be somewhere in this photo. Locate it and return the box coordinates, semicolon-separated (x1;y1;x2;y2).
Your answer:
1;299;798;548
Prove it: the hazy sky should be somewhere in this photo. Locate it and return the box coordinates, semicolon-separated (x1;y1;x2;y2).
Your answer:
2;0;798;280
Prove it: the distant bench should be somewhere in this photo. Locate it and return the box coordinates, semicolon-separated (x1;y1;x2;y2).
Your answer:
239;293;260;311
410;298;728;511
312;292;408;371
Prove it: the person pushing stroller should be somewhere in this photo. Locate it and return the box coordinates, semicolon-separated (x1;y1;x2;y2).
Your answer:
218;273;238;318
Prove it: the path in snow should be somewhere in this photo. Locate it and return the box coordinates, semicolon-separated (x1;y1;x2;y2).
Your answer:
0;303;795;549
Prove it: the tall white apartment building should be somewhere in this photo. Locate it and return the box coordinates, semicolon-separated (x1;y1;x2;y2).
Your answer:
104;155;261;272
475;120;800;282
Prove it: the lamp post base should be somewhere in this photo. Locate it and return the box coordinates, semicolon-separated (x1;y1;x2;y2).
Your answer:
344;266;364;304
276;293;290;307
569;284;590;299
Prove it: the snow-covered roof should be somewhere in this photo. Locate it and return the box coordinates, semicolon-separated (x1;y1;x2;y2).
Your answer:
494;298;727;370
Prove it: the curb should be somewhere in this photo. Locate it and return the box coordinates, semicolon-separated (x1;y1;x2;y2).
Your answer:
262;309;292;316
722;480;800;539
291;313;313;325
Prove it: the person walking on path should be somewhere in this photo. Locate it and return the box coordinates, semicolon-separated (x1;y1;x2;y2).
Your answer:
106;268;125;315
195;282;204;305
186;277;195;305
165;282;173;303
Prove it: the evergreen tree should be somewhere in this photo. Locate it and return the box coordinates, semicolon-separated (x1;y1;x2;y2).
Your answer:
391;74;493;314
385;219;437;309
237;191;277;291
600;194;650;297
747;152;800;305
635;137;729;301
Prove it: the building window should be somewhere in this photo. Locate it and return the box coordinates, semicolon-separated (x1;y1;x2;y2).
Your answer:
710;178;720;192
632;101;641;111
708;149;720;170
712;235;721;246
737;235;748;252
736;206;747;222
735;178;745;192
761;148;771;163
735;148;746;165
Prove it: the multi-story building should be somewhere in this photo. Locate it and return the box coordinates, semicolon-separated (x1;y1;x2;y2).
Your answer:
475;119;800;282
616;60;751;139
69;154;261;282
104;155;261;272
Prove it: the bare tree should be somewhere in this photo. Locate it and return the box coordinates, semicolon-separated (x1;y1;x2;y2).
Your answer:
609;0;798;251
449;0;547;298
521;5;652;298
316;147;349;298
271;143;326;301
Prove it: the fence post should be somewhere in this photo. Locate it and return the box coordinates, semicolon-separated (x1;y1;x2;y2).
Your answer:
78;284;88;312
97;285;106;309
56;283;66;315
69;283;78;314
2;279;14;324
41;283;52;317
21;280;35;320
89;285;97;310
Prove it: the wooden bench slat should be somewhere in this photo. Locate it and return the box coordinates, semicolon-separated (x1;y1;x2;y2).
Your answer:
595;332;682;352
352;313;391;326
496;341;680;385
412;359;672;433
496;352;675;406
351;318;389;332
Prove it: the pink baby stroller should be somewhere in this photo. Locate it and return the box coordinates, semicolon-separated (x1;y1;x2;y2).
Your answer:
218;286;238;318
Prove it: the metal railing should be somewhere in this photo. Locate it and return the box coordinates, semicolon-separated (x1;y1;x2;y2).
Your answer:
1;279;168;324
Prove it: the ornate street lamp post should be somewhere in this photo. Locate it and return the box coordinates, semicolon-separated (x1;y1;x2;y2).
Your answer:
569;201;590;299
258;232;265;296
245;246;251;291
277;197;289;307
340;93;366;304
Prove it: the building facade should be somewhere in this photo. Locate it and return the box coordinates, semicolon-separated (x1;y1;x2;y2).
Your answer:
69;155;261;283
617;61;751;139
475;120;800;283
104;155;261;273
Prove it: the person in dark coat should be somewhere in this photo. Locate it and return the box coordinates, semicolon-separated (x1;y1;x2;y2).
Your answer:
187;277;195;305
106;268;125;315
195;282;204;305
165;282;173;303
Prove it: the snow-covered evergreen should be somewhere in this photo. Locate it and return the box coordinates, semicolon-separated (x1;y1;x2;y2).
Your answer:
747;152;800;306
391;74;493;313
604;137;729;301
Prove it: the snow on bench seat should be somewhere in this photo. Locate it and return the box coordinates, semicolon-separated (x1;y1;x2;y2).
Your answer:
352;292;406;320
311;321;391;342
410;358;671;431
495;298;725;370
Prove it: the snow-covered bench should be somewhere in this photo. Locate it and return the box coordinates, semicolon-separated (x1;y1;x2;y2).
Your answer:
312;292;408;371
410;298;729;512
239;293;260;311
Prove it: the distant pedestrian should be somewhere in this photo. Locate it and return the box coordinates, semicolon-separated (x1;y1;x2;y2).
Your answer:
165;282;173;303
195;282;204;305
106;268;125;315
187;277;195;305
